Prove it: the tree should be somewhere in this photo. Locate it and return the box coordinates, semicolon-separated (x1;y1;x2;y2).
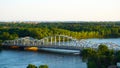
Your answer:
98;44;109;55
81;45;116;68
1;32;10;40
81;48;96;60
87;60;97;68
27;64;37;68
116;50;120;62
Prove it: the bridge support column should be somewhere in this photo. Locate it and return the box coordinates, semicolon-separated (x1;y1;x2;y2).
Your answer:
46;38;48;45
38;41;41;46
71;40;74;46
19;40;21;45
23;41;25;46
51;37;52;45
55;36;56;45
33;41;35;46
13;41;15;45
73;41;75;46
43;40;44;45
16;40;17;45
75;41;78;46
67;38;69;46
33;41;36;46
35;41;37;46
59;36;60;46
63;37;65;45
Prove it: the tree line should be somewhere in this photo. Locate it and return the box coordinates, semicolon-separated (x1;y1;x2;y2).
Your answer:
0;22;120;42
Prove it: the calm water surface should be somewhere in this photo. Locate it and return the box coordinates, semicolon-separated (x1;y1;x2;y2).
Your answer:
0;50;86;68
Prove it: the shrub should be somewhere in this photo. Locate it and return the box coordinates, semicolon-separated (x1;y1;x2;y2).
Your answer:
39;65;48;68
27;64;37;68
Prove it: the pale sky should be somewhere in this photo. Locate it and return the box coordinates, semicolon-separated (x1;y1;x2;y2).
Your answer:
0;0;120;21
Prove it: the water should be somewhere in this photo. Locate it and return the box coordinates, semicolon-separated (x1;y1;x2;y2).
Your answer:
0;50;86;68
86;38;120;45
0;38;120;68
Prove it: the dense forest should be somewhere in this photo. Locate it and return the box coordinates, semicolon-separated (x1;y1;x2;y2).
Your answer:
0;21;120;43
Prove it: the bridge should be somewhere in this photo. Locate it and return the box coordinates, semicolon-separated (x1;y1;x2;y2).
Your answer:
2;35;120;50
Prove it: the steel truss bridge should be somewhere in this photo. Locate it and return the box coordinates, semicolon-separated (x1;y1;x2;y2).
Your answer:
2;35;120;50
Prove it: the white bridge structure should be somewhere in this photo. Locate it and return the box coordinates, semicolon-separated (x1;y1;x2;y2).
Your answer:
2;35;120;50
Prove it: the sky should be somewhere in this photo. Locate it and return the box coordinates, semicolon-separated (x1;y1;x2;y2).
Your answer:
0;0;120;21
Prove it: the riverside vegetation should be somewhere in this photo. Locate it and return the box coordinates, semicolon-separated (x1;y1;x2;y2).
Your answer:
81;44;120;68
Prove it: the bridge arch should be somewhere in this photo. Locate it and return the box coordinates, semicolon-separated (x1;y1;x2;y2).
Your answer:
38;35;79;46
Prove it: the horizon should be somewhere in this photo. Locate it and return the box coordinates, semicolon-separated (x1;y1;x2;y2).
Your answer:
0;0;120;21
0;21;120;23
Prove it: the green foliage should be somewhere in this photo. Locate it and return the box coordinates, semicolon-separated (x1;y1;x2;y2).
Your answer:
81;45;118;68
0;22;120;42
81;48;96;59
39;65;48;68
87;60;97;68
0;43;2;50
116;51;120;62
27;64;37;68
98;44;109;55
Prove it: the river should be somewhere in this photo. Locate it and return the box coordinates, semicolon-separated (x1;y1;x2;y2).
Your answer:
0;38;120;68
0;50;86;68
